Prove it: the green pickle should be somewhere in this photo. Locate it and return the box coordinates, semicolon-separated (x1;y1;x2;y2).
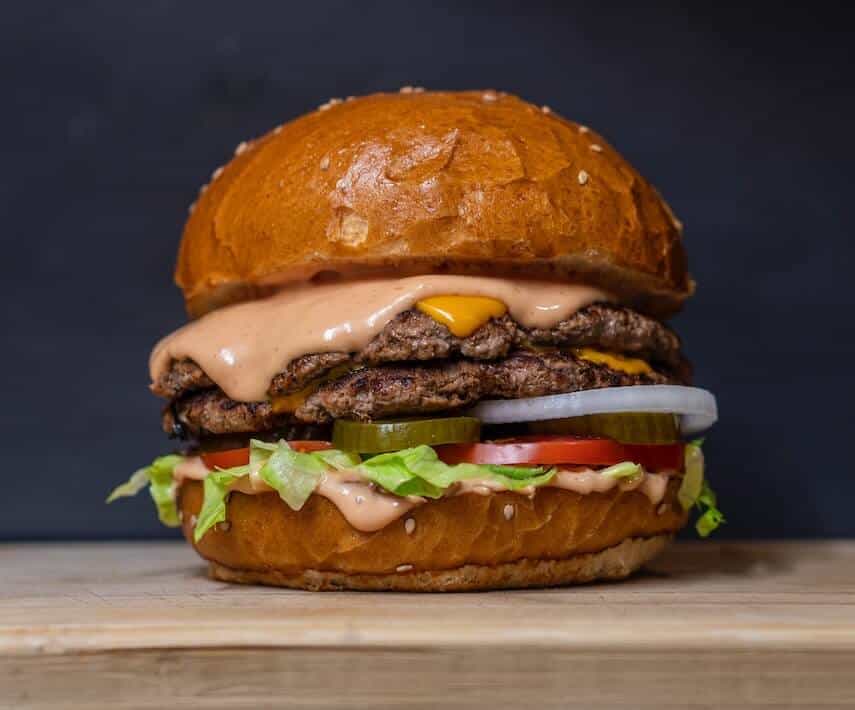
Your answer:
333;417;481;453
528;413;680;444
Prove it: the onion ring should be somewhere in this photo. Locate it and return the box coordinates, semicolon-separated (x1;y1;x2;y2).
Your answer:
468;385;718;435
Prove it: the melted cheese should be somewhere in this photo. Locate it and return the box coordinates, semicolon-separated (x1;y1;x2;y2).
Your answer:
271;385;315;413
272;365;357;413
151;276;609;402
416;296;507;337
573;347;653;375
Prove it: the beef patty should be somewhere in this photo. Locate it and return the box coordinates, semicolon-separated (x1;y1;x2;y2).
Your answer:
164;350;684;437
153;303;687;401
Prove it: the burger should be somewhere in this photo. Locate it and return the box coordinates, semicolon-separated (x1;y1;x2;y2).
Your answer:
109;89;721;591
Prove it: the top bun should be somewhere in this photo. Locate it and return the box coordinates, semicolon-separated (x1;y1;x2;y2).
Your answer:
177;90;691;318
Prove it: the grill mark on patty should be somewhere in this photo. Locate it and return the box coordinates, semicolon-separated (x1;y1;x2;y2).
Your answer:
164;391;290;438
167;351;680;436
152;303;686;401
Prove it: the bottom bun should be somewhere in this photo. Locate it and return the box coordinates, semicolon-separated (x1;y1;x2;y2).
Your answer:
179;478;686;591
207;535;672;591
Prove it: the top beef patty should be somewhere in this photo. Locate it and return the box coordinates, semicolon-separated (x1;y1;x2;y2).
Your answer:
153;303;687;400
155;304;691;438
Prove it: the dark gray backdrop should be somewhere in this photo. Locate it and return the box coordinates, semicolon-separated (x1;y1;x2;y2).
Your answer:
3;1;852;540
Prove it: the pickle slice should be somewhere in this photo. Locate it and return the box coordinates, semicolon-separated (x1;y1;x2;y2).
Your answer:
333;417;481;453
528;413;680;444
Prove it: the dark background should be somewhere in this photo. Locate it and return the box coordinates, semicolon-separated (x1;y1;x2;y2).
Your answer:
3;1;852;540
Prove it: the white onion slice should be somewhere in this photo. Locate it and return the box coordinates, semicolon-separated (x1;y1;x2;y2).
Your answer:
468;385;718;435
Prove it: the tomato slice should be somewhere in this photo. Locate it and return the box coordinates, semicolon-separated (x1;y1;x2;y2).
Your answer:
200;441;332;469
287;440;334;453
435;435;683;472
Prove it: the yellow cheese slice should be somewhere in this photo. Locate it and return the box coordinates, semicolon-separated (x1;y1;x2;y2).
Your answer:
573;347;653;375
416;296;507;337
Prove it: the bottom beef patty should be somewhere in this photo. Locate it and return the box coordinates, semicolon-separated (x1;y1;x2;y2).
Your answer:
164;350;685;437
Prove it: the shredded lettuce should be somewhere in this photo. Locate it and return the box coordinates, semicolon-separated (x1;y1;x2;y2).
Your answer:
314;448;362;471
106;467;150;501
106;454;182;527
675;439;725;537
258;442;328;510
678;441;705;510
110;438;726;542
194;469;243;542
695;480;725;537
599;461;642;480
193;440;359;541
356;445;552;498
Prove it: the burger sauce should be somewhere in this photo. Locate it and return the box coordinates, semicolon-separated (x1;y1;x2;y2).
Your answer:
151;275;609;402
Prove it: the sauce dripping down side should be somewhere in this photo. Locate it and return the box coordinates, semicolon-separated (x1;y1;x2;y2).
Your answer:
151;275;610;402
173;458;674;533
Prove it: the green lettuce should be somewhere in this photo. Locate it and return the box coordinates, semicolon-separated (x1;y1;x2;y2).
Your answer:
695;480;725;537
259;442;331;509
674;439;725;537
110;438;726;542
678;441;705;510
194;440;360;541
106;454;182;527
356;445;553;498
194;469;244;542
189;442;553;540
599;461;642;480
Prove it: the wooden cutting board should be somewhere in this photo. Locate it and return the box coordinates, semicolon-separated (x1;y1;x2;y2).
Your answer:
1;541;854;709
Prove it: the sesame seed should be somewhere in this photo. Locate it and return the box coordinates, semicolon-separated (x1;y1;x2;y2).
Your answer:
396;564;413;573
189;515;198;527
541;105;551;114
345;95;356;102
211;166;224;180
589;143;603;152
198;184;207;195
399;86;414;94
318;102;332;111
187;201;196;214
657;503;670;516
355;495;365;505
235;141;249;155
578;125;590;134
215;521;231;532
481;90;499;102
503;504;515;521
412;86;425;93
278;179;284;189
577;170;589;185
319;155;330;171
273;125;282;134
673;217;684;231
404;517;416;535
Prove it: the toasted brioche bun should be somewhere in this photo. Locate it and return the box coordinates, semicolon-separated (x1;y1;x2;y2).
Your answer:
178;479;687;591
208;536;672;592
179;90;691;319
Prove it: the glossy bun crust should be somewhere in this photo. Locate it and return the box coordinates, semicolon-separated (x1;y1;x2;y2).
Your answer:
179;479;687;591
178;90;691;318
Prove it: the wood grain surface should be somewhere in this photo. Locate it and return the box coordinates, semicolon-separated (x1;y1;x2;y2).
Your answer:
1;541;854;708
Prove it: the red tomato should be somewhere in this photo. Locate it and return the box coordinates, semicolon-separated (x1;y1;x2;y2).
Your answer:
287;440;334;453
436;435;683;472
200;441;332;469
